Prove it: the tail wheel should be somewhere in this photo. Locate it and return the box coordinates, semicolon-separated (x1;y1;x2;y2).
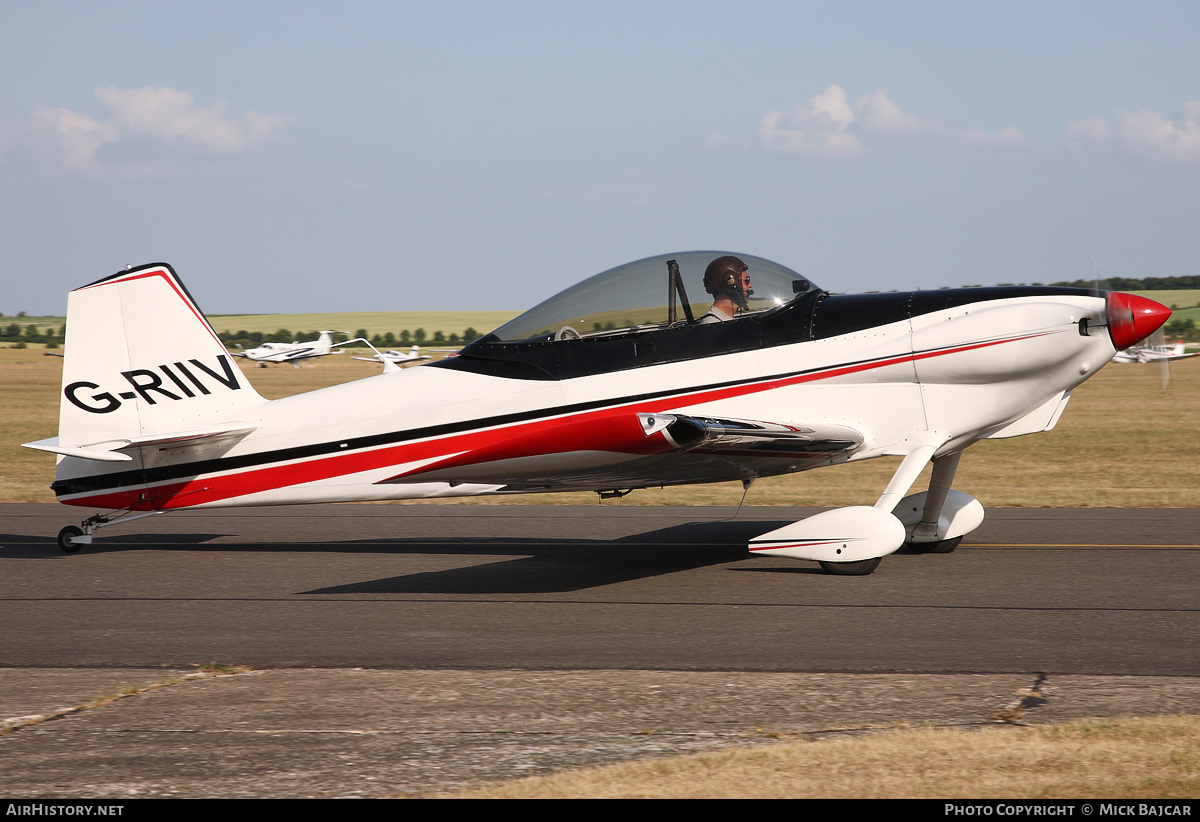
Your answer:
57;526;84;553
818;557;881;576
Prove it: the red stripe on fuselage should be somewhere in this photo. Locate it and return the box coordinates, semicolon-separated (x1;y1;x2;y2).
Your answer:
63;330;1056;510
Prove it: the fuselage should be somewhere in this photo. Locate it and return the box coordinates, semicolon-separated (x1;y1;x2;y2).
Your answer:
51;285;1119;512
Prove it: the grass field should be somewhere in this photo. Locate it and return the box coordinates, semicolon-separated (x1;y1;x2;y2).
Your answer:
440;715;1200;799
3;340;1199;507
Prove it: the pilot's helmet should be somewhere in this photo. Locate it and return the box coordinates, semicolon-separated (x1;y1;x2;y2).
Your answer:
703;255;751;308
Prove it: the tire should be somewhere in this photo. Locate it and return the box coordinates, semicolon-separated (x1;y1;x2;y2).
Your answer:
58;526;84;553
907;536;962;555
818;557;881;576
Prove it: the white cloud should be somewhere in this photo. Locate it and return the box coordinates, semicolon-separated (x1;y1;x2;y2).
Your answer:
1115;105;1200;164
96;86;291;152
1069;103;1200;165
759;85;865;157
23;106;120;174
854;89;938;134
5;86;293;174
755;84;1023;158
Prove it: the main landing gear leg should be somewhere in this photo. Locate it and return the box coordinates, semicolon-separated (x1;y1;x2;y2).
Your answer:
892;449;985;554
909;451;963;553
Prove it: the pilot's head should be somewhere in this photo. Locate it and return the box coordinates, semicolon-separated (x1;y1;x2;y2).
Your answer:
703;255;753;310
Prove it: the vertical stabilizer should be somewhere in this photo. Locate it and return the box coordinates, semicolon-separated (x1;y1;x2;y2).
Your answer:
55;264;265;449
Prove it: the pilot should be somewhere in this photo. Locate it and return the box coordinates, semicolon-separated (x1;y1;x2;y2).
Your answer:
699;255;753;323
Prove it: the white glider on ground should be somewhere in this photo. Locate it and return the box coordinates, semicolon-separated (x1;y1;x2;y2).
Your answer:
352;345;433;366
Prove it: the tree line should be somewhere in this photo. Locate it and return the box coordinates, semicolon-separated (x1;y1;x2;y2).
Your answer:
0;322;64;348
1046;275;1200;291
0;323;485;349
217;327;483;348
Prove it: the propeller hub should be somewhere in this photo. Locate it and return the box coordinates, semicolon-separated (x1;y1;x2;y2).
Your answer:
1106;292;1171;351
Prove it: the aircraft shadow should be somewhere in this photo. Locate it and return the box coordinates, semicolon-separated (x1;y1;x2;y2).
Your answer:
0;533;235;558
1;520;820;593
305;520;782;595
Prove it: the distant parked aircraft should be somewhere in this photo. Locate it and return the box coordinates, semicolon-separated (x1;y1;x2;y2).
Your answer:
1111;339;1197;363
352;345;433;366
230;331;341;367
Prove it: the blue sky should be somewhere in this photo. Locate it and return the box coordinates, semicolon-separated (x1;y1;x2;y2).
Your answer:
2;1;1199;315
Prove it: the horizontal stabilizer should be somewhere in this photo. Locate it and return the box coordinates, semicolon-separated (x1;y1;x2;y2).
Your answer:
22;438;134;462
24;422;258;462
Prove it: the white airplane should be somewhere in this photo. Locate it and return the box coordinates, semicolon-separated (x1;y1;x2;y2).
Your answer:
352;345;433;366
25;252;1171;574
1111;339;1197;363
231;330;340;367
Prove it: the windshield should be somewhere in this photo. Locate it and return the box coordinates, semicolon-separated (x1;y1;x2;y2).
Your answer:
489;251;818;342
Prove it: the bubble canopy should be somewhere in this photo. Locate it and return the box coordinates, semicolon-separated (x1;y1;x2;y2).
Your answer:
488;251;819;342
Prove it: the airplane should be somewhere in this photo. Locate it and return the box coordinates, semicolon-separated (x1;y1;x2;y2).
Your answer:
1111;339;1197;363
230;330;341;367
24;252;1171;574
352;345;434;366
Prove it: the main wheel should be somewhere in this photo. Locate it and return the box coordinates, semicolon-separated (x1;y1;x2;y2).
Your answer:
907;536;962;555
818;557;881;576
57;525;84;553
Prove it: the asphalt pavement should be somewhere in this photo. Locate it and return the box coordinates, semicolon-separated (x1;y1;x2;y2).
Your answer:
2;503;1197;798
